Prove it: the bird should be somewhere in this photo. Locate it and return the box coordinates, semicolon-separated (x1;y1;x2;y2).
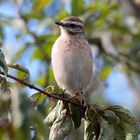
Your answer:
51;16;93;105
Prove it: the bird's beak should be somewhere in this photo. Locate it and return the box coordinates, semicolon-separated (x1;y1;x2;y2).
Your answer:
55;21;66;27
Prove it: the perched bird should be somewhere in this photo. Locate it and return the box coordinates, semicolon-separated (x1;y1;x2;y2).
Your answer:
51;16;93;105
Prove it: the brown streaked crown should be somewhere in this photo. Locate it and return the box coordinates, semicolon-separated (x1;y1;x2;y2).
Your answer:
62;16;83;23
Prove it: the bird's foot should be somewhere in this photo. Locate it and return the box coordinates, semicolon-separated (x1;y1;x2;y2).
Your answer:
67;92;86;107
75;92;86;107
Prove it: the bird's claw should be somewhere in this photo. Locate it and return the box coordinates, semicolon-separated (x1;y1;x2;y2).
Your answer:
67;93;86;107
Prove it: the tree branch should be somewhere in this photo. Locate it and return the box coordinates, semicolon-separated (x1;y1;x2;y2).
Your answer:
0;72;82;107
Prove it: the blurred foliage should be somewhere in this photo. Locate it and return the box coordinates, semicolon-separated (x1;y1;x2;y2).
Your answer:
0;50;8;75
0;0;140;139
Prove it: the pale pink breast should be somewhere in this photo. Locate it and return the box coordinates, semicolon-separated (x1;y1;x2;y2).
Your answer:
51;36;93;94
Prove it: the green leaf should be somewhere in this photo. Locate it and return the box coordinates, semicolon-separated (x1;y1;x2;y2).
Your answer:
37;34;57;44
105;116;125;140
71;0;84;16
99;66;112;80
44;85;54;93
30;93;46;105
32;45;51;60
35;74;46;85
49;109;72;140
30;86;54;104
31;35;57;61
107;105;140;139
47;66;56;85
33;0;52;12
84;110;114;140
8;64;29;75
69;104;83;129
8;64;29;80
44;101;64;125
98;120;114;140
84;120;94;140
85;104;101;139
0;49;8;75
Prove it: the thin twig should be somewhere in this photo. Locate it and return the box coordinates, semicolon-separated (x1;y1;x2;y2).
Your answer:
0;72;82;107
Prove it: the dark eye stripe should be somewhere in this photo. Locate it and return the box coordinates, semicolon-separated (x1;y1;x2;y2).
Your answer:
65;23;83;28
70;23;75;28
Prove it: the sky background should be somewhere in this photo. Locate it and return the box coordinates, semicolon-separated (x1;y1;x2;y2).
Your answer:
0;0;136;110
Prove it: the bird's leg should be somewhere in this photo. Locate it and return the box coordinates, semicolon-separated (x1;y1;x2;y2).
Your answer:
77;93;86;106
59;89;66;98
67;92;86;106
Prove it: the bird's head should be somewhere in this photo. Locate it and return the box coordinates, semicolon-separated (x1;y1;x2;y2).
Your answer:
55;16;85;35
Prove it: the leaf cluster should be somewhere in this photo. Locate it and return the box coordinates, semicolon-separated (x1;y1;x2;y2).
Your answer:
44;100;140;140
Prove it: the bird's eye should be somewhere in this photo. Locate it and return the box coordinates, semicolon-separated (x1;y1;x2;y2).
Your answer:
70;24;76;28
